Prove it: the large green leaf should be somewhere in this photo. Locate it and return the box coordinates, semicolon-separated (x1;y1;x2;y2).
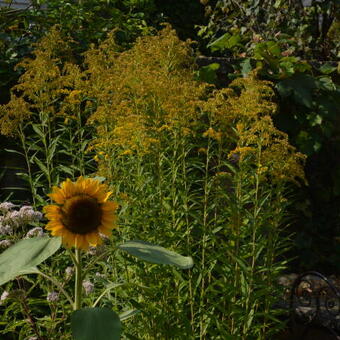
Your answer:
71;307;121;340
118;240;193;269
0;236;61;285
276;74;317;108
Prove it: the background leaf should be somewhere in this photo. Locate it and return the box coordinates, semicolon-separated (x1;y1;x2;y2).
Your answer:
197;63;220;83
118;240;194;269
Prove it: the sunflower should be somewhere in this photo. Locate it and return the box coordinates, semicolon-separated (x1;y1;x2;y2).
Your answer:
44;177;118;250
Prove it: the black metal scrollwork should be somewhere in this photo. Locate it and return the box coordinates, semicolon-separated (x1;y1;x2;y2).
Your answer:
289;271;340;338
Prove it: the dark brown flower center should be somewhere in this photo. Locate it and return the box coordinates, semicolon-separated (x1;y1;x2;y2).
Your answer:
61;195;102;234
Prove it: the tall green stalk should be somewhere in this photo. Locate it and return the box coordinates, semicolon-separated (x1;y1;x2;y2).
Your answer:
74;248;83;311
199;137;211;340
18;123;36;207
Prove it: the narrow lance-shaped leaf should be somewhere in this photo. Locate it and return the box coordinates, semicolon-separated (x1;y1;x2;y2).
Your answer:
118;240;194;269
119;309;140;321
0;236;62;285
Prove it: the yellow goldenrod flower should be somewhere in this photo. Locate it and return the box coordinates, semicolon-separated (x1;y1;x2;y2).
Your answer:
44;177;118;250
198;147;207;154
203;127;222;141
120;149;133;156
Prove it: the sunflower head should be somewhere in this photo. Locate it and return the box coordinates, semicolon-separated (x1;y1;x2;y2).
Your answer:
44;177;118;250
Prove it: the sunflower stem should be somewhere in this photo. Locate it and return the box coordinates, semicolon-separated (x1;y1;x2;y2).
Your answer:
74;248;83;310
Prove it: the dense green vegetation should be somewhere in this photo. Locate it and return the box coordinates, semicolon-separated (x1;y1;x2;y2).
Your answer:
0;0;339;339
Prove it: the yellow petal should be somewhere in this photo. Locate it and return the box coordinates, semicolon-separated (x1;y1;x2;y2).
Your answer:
63;231;75;248
48;190;65;204
61;178;77;198
98;225;113;236
82;180;99;197
101;201;118;212
43;205;60;214
86;232;99;246
101;214;116;224
46;224;64;232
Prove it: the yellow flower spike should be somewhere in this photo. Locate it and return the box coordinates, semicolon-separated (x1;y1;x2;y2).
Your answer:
44;177;118;250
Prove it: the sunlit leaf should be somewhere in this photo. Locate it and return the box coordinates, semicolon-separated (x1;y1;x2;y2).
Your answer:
118;240;194;269
0;237;62;285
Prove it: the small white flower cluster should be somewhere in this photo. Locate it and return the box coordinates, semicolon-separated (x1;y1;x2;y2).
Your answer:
0;240;12;248
46;291;59;302
65;266;74;278
25;227;44;239
0;202;44;246
0;290;9;305
82;280;94;295
0;202;16;213
0;203;42;230
0;224;12;236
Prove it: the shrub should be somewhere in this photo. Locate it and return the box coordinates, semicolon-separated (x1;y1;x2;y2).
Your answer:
84;26;305;339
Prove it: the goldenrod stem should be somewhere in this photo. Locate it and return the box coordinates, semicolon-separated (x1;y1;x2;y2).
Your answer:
74;248;82;310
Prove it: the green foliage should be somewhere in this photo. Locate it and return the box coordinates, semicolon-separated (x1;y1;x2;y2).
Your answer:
198;0;340;273
81;27;303;339
199;0;339;60
207;32;242;52
0;28;97;206
198;0;339;156
0;23;305;339
0;0;154;107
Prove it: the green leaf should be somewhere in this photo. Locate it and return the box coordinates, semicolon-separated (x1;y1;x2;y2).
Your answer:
92;176;106;183
307;113;322;126
316;76;336;91
33;156;49;178
226;34;241;49
0;237;61;286
71;307;121;340
207;33;241;52
254;41;281;60
197;63;220;84
4;148;24;157
319;63;337;75
57;164;75;176
276;74;316;108
274;0;283;8
240;58;252;76
118;240;194;269
119;309;140;321
279;60;295;76
31;124;45;139
207;33;231;52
